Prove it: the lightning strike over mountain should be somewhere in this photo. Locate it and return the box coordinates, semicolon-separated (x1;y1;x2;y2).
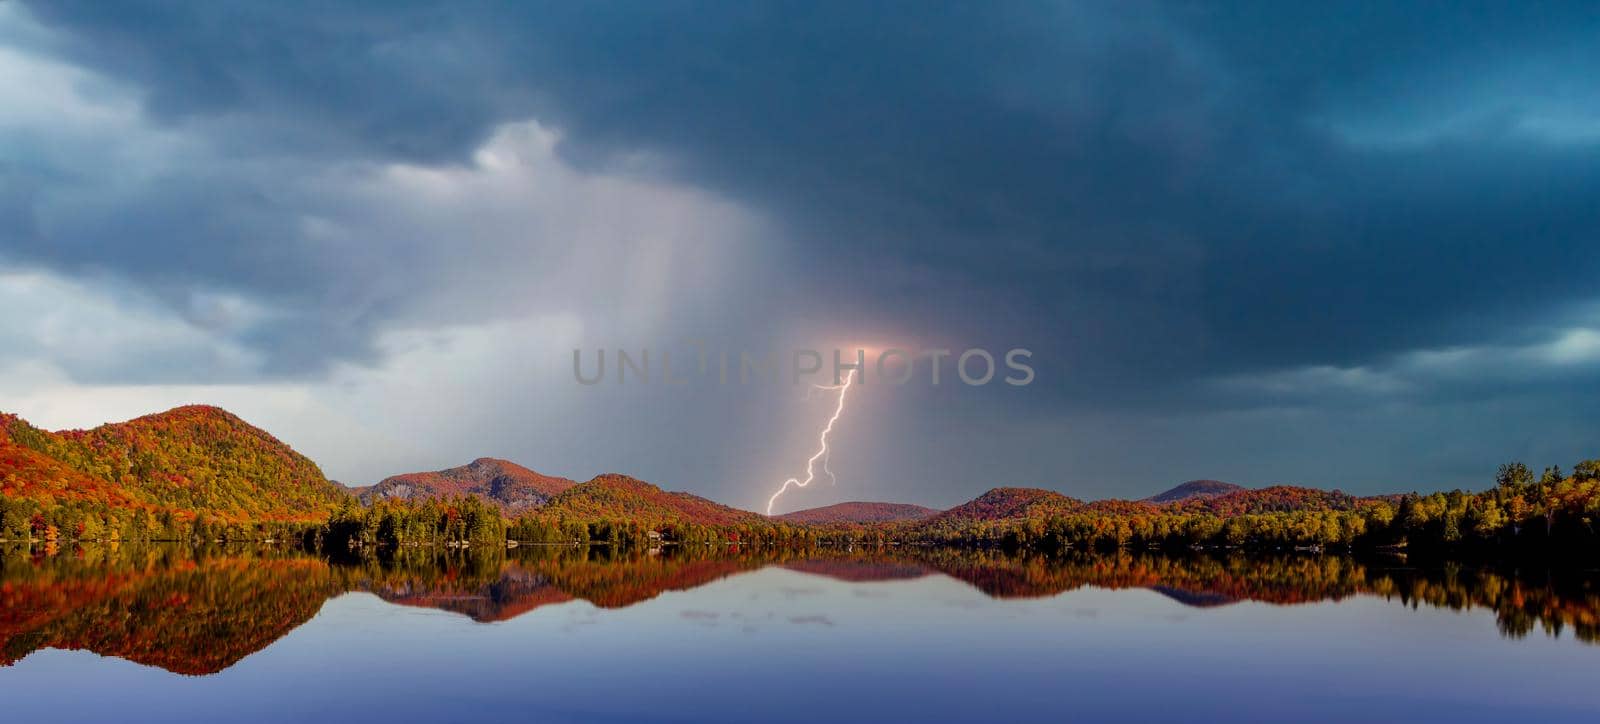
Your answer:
766;368;858;515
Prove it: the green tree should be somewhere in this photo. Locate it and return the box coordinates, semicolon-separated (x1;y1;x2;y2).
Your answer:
1496;462;1534;491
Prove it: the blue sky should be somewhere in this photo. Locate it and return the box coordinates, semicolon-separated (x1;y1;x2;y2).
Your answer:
2;1;1598;510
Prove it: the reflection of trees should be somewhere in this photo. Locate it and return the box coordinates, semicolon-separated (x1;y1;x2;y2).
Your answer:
769;547;1600;644
955;550;1600;643
348;545;776;618
350;549;575;622
1372;564;1600;643
516;546;765;608
0;545;342;675
3;545;1598;677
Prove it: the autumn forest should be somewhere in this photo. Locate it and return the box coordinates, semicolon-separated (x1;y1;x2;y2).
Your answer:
0;405;1595;562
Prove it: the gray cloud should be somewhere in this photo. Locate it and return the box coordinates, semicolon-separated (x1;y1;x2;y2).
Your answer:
3;1;1599;500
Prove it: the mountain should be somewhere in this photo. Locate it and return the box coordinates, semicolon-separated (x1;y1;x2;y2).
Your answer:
1081;498;1161;515
1166;485;1365;515
1;415;144;511
1;406;348;526
357;458;574;513
1146;480;1245;503
775;501;940;524
539;474;765;527
909;487;1086;539
928;487;1084;524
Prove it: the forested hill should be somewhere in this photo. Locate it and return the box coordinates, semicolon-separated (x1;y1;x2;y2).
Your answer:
1;406;347;527
6;405;1600;556
540;474;766;528
776;502;940;524
929;487;1085;524
1146;480;1245;503
354;457;575;513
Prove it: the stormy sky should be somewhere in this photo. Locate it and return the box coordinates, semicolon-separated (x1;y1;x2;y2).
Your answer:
2;1;1597;511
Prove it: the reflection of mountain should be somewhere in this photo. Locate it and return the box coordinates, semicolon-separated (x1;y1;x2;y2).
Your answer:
0;550;342;675
1148;585;1240;608
4;546;1599;677
364;565;576;622
535;554;760;608
780;559;934;583
356;550;765;618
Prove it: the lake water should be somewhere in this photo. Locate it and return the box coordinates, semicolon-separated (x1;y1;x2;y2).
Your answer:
2;545;1598;722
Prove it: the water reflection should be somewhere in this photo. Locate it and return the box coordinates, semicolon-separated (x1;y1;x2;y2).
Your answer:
2;544;1597;676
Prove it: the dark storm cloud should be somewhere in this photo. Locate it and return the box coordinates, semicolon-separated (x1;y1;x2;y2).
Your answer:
8;0;1600;399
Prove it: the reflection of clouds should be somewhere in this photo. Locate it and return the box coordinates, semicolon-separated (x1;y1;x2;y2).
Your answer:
779;586;824;599
681;610;721;622
560;608;600;633
1073;608;1099;619
939;598;984;610
788;615;834;627
853;588;891;599
729;610;777;634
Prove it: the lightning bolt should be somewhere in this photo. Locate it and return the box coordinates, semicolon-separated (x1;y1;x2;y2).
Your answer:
766;368;857;515
803;381;849;486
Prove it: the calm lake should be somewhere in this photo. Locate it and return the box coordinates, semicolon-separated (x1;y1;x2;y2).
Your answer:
2;544;1598;723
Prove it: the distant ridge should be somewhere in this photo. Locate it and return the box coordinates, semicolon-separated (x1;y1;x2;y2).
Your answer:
1146;479;1245;503
775;501;940;524
357;457;575;513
